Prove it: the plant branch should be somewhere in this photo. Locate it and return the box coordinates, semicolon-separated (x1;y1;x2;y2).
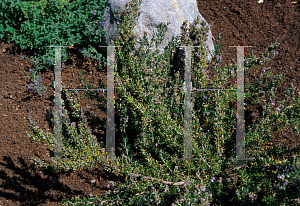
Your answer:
101;161;186;186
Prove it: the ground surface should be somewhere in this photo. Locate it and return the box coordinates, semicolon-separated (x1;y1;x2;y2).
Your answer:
0;0;299;205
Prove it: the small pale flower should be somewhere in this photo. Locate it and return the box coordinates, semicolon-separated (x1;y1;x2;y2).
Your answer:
231;69;234;74
277;107;280;111
271;102;275;106
200;186;205;191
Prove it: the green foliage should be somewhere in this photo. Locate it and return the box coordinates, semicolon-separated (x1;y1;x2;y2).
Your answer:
1;0;109;97
26;89;106;172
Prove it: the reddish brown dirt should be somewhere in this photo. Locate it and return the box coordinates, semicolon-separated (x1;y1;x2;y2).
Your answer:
0;0;299;205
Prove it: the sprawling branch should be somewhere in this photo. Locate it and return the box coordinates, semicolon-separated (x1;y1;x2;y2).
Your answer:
102;161;185;186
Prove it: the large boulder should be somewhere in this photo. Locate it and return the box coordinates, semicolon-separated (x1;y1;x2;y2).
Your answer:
99;0;215;62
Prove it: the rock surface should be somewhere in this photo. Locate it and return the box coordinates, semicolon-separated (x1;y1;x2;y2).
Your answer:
99;0;215;62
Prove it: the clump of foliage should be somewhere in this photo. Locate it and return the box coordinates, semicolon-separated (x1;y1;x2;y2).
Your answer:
1;0;109;97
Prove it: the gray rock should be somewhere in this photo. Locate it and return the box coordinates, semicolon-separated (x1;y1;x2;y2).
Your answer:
99;0;215;62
